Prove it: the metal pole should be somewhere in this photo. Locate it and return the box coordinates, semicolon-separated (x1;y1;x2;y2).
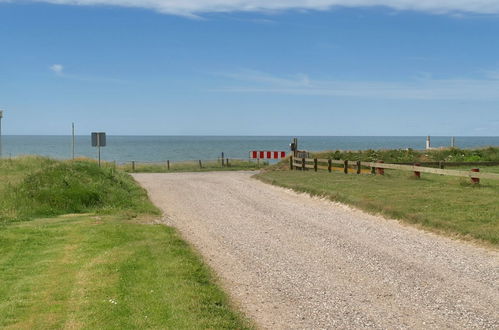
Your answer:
0;110;3;158
72;122;75;160
97;134;101;167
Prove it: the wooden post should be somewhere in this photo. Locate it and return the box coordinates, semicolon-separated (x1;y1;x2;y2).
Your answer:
414;163;421;178
167;160;170;170
290;156;293;170
226;159;230;167
328;159;332;173
302;158;306;171
344;160;349;174
132;161;135;172
314;158;318;172
471;168;480;184
439;161;445;169
377;160;384;175
356;161;361;175
199;160;202;169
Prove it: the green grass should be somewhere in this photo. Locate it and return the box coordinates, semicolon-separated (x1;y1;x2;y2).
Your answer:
0;215;250;329
0;156;159;224
313;146;499;163
122;159;267;173
0;157;251;328
256;166;499;245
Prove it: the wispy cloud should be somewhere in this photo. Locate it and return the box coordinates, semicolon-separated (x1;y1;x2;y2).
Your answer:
212;69;499;100
50;64;64;75
48;64;128;84
4;1;499;17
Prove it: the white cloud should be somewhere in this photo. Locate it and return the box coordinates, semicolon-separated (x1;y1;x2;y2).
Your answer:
5;0;499;16
213;69;499;100
50;64;64;75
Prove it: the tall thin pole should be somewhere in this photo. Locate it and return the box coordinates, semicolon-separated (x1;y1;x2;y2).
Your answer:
72;122;75;160
97;134;101;167
0;110;3;159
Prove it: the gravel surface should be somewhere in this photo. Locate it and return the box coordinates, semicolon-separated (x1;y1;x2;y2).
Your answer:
133;171;499;329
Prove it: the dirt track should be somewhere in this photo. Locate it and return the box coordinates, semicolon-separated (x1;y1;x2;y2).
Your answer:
133;171;499;329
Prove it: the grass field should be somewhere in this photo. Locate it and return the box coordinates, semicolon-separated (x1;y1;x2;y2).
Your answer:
256;165;499;245
0;157;250;328
121;159;267;173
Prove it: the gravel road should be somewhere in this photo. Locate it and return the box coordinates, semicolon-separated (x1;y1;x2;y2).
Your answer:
133;171;499;329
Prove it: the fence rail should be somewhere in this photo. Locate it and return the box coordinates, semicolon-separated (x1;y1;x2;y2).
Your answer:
290;156;499;183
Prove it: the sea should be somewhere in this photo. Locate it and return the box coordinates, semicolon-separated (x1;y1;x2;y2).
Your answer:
0;136;498;163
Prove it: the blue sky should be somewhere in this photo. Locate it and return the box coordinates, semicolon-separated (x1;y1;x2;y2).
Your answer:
1;1;499;135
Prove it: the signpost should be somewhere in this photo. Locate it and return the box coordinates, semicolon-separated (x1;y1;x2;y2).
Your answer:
91;132;106;167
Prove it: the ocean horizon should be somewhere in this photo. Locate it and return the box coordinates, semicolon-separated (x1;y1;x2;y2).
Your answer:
1;135;498;163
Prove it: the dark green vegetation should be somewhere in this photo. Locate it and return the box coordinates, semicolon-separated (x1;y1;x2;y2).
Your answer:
313;146;499;163
122;159;267;173
0;157;250;328
0;157;158;224
256;165;499;245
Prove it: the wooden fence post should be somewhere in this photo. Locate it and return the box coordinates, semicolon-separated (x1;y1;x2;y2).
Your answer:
314;158;318;172
167;160;170;170
226;159;230;167
377;160;385;175
414;163;421;178
344;160;349;174
439;161;445;169
356;161;361;175
132;161;135;172
471;168;480;184
199;160;202;169
290;156;293;170
302;158;306;171
328;159;332;173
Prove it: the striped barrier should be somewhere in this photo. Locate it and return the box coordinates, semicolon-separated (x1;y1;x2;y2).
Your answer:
251;151;287;159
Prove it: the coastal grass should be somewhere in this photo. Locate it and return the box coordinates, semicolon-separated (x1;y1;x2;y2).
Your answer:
0;215;250;329
122;159;267;173
0;156;159;224
313;146;499;163
256;166;499;245
0;156;251;328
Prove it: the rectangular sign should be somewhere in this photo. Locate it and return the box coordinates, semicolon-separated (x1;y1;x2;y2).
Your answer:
91;132;106;147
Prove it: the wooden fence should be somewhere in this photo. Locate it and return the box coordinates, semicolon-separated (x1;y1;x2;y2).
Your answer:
127;158;265;172
290;157;499;183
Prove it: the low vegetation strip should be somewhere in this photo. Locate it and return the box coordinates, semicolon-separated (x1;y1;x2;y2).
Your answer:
256;166;499;245
0;157;250;328
121;159;267;173
312;146;499;163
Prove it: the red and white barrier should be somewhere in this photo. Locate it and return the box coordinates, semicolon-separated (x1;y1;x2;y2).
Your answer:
251;151;287;159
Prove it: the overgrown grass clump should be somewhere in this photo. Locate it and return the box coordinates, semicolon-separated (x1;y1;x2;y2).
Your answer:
313;146;499;163
1;157;159;223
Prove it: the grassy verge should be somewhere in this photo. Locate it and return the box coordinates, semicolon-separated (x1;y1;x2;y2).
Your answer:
0;157;251;328
256;166;499;245
121;159;267;173
312;146;499;163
